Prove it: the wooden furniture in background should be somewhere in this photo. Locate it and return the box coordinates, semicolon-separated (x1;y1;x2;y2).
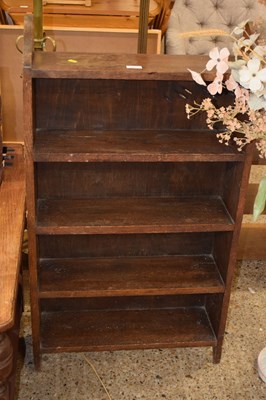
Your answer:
238;176;266;259
0;5;7;22
0;90;3;185
138;0;150;53
0;0;163;29
239;223;266;259
0;144;26;400
23;15;253;368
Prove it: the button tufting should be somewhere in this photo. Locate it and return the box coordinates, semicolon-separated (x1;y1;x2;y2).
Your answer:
246;2;254;10
213;1;220;10
166;0;263;56
198;20;207;28
183;0;191;7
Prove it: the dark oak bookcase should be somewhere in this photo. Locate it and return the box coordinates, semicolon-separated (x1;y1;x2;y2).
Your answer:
23;23;253;368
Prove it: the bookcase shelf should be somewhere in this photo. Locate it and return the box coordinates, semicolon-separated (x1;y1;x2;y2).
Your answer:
24;34;253;367
36;196;234;235
38;255;225;298
33;129;245;162
40;305;217;353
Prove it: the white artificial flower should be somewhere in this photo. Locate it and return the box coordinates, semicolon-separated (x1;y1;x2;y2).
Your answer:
206;47;230;74
239;58;266;92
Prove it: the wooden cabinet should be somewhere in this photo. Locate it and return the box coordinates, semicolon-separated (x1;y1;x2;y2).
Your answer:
0;92;2;184
23;36;253;368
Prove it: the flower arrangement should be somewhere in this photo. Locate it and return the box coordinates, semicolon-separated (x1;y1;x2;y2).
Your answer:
186;20;266;220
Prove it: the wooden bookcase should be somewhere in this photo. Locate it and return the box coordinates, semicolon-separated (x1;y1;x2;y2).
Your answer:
23;26;253;369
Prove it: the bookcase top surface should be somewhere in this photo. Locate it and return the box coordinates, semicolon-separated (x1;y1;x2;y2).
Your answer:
28;52;213;80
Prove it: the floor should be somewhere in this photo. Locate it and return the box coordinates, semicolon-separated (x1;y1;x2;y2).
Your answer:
15;257;266;400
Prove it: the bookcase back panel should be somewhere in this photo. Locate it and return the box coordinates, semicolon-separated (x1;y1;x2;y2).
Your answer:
40;294;206;312
36;162;230;199
38;233;214;258
34;79;210;130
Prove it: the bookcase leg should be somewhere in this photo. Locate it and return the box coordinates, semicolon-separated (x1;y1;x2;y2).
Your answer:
212;344;222;364
33;348;41;371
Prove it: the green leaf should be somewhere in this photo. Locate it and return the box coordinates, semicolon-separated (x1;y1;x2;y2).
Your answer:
253;176;266;221
228;60;246;70
248;94;266;111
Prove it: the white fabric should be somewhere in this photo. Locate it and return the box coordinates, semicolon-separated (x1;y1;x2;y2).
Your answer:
258;347;266;383
166;0;266;54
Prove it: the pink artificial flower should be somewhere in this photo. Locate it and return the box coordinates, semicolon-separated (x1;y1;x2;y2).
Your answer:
234;85;244;98
224;74;249;103
225;74;238;91
235;86;249;102
207;73;224;95
206;47;230;74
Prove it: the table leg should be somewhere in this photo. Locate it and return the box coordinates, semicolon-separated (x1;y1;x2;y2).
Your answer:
0;333;13;400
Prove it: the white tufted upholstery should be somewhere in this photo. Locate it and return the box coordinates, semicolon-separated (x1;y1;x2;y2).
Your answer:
166;0;266;54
